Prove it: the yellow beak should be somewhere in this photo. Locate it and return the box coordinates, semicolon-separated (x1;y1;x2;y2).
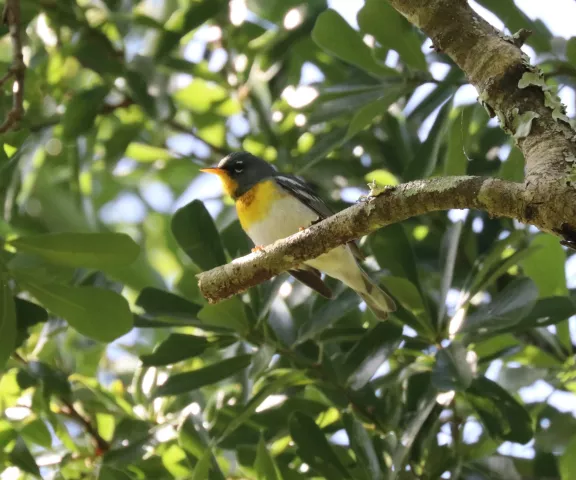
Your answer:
200;167;226;177
200;167;237;197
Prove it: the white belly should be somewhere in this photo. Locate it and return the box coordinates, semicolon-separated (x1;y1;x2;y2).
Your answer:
246;195;318;247
245;196;364;291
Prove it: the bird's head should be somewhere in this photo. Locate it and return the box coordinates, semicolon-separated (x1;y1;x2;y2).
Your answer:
201;151;276;199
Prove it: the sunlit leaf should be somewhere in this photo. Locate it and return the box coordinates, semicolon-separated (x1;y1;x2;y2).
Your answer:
255;435;283;480
197;297;249;334
461;278;538;335
312;9;395;78
22;281;133;342
154;355;252;397
341;322;402;390
465;375;533;444
521;233;567;297
289;411;351;479
343;413;383;480
9;233;140;269
62;86;110;138
358;0;427;70
0;278;17;370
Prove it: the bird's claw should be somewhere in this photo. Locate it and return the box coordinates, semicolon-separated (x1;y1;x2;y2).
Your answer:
251;245;265;253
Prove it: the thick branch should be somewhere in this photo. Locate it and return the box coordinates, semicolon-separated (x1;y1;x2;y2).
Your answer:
0;0;25;133
198;177;526;303
385;0;576;187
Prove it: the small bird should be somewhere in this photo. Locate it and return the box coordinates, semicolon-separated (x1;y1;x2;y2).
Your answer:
201;151;396;320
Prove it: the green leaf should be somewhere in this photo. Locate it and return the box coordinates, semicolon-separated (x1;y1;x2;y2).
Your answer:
14;298;48;330
498;146;525;182
475;0;552;53
0;278;17;370
22;281;133;342
358;0;427;70
289;411;351;479
296;290;360;344
27;361;72;399
465;457;521;480
73;29;124;77
369;223;425;300
249;344;275;379
104;123;142;166
341;322;402;390
97;466;135;480
126;70;157;118
296;127;348;174
347;85;413;138
312;9;395;78
404;98;453;180
20;418;52;448
431;341;473;391
10;233;140;269
391;390;438;479
437;221;463;329
444;106;473;176
154;0;228;58
513;296;576;331
310;87;387;125
125;143;174;162
255;435;282;480
560;434;576;480
62;85;110;138
140;334;209;366
461;278;539;335
197;297;250;335
380;276;433;335
135;287;202;319
217;371;312;442
9;436;41;477
465;241;540;302
191;447;213;480
267;298;296;346
464;375;533;444
171;200;226;271
567;37;576;65
178;414;206;458
343;413;382;480
521;233;567;297
154;354;252;397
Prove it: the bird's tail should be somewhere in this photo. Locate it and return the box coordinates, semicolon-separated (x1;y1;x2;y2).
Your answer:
357;271;396;321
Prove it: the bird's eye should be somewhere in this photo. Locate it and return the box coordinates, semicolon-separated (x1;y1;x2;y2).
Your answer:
234;166;243;174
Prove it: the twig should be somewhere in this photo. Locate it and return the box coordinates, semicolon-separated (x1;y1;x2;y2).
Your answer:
100;97;135;114
0;0;26;133
11;353;110;454
60;399;110;454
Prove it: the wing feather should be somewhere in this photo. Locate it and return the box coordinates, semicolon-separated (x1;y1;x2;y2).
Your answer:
275;174;365;261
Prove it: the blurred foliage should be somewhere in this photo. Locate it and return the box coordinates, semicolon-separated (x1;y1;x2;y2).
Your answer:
1;0;576;479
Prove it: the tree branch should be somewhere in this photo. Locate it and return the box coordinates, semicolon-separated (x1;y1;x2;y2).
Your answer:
196;0;576;303
384;0;576;186
0;0;26;133
198;177;527;303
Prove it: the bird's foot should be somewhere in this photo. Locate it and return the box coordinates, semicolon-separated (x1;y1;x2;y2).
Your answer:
251;245;265;253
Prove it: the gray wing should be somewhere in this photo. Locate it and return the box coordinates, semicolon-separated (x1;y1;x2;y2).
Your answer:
274;174;333;219
274;174;365;261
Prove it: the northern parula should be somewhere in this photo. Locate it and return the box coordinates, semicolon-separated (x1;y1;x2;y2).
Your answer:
201;151;396;320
